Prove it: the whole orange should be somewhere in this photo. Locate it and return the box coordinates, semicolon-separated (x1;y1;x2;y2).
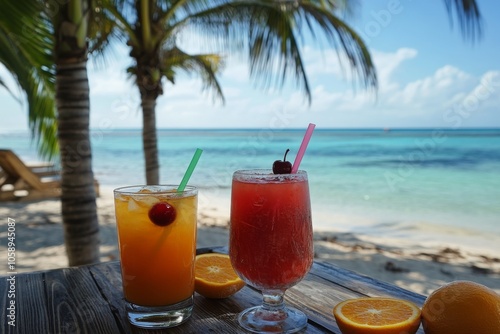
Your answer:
421;280;500;334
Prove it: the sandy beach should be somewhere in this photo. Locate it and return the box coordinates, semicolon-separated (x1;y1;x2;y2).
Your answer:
1;187;499;296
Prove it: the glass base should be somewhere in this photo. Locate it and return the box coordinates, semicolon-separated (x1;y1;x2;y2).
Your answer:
126;296;193;329
238;305;308;333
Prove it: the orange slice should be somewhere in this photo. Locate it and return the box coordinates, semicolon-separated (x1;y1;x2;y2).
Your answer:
333;297;421;334
194;253;245;299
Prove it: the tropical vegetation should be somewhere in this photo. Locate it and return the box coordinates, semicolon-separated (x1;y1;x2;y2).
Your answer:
0;0;483;266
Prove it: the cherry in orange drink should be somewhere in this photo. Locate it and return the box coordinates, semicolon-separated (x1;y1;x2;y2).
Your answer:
229;169;313;333
114;185;197;329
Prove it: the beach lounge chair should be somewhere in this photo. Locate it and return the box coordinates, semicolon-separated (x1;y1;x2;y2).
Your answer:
0;149;100;201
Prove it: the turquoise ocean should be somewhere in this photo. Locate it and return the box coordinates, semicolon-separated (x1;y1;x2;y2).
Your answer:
3;128;500;254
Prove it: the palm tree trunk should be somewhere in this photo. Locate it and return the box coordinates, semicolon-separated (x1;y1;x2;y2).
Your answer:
56;61;100;266
142;96;160;184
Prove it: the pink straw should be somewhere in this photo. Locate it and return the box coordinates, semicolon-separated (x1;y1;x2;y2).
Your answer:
291;123;316;173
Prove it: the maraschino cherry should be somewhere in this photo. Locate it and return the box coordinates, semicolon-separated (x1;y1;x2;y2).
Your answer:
149;202;177;226
273;149;292;174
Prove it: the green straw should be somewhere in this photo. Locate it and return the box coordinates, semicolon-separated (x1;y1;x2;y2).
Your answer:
177;148;203;192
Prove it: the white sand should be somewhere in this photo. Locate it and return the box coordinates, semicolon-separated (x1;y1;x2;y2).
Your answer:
1;187;499;296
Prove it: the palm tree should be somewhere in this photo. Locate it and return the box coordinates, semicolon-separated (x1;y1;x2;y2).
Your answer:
51;0;119;266
135;45;225;184
50;0;102;266
105;1;227;184
1;0;117;266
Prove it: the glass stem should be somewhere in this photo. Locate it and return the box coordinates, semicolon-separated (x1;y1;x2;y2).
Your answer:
262;290;286;313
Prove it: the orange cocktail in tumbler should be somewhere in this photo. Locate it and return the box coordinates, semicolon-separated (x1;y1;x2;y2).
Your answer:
230;170;313;333
114;185;197;329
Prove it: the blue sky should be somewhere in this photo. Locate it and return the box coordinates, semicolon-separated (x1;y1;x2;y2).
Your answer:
1;0;499;131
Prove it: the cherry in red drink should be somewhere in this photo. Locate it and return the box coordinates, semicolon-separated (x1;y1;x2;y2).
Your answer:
230;170;313;291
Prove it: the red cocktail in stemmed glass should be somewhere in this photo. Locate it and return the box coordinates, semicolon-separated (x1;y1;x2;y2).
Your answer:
230;169;313;333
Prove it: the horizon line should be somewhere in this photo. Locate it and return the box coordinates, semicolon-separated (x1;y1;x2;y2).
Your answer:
2;126;500;134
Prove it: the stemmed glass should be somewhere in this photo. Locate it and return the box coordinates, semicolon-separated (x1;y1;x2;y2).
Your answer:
229;169;314;333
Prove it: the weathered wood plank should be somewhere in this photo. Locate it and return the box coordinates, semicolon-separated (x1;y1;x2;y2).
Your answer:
0;273;16;334
187;288;334;334
310;261;426;305
43;266;122;333
15;273;52;334
87;261;132;333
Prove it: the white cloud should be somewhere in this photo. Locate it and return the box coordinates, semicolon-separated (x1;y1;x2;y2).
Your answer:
474;71;500;109
442;70;500;125
371;48;417;92
386;65;474;115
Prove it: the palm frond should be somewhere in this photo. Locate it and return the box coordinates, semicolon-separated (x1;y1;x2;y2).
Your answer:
160;45;225;103
443;0;482;42
185;0;377;103
0;74;21;102
0;0;58;159
88;0;120;53
88;0;133;71
300;3;376;89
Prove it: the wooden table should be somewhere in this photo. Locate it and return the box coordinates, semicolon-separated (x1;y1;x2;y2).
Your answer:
1;246;426;333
